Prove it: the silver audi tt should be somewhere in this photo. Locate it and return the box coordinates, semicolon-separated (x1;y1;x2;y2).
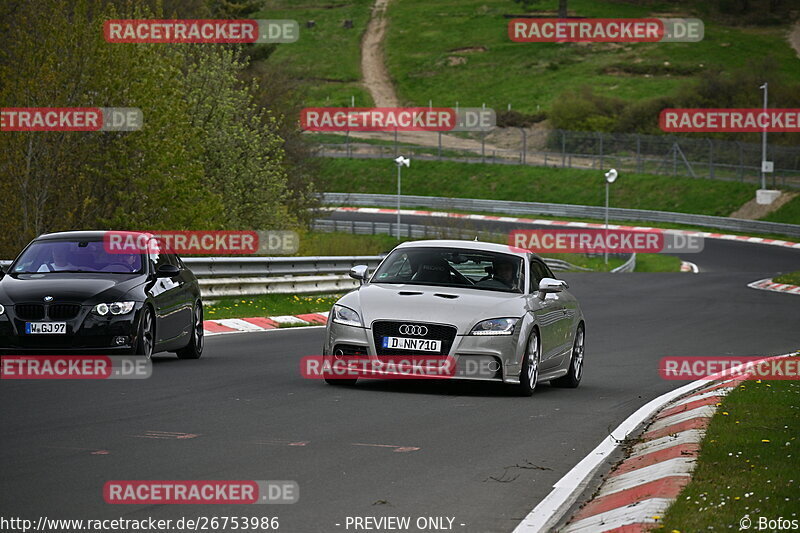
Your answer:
322;240;585;395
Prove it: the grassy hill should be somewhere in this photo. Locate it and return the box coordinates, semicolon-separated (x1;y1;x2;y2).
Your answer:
256;0;800;112
319;158;760;217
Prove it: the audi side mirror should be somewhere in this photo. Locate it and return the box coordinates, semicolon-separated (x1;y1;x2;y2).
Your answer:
156;264;180;278
538;277;568;296
349;265;368;284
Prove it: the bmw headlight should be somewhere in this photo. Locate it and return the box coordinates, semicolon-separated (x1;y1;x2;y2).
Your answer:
0;303;5;315
93;301;135;316
331;304;363;327
470;318;519;336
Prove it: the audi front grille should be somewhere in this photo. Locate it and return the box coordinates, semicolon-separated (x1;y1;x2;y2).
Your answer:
372;321;457;356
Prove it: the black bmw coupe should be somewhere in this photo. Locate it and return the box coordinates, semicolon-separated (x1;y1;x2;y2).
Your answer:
0;231;203;358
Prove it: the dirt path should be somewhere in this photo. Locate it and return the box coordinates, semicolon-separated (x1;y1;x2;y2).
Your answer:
790;21;800;58
730;190;798;220
356;0;506;155
361;0;398;107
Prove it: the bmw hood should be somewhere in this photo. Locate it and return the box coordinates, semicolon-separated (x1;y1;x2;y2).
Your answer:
0;273;144;304
338;283;527;334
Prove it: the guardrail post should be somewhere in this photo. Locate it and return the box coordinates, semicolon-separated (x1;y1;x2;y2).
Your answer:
598;132;604;170
635;134;642;173
707;139;714;179
736;142;744;181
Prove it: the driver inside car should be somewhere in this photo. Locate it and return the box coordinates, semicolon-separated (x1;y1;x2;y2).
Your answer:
37;243;80;272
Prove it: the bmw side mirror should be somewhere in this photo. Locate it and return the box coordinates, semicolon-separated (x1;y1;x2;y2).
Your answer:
538;277;568;296
156;264;180;278
349;265;368;284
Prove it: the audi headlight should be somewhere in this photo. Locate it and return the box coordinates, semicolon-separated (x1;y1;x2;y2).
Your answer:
470;318;519;336
331;304;363;327
93;301;135;316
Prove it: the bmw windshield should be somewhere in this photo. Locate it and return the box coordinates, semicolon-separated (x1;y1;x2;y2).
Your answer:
10;239;144;274
370;247;524;293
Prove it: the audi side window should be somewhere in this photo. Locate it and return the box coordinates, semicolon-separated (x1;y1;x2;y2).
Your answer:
529;259;549;291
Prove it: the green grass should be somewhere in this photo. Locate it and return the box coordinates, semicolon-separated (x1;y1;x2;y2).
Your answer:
383;0;800;113
656;379;800;532
318;158;759;217
633;253;682;272
773;270;800;286
252;1;800;113
254;0;374;107
204;293;340;320
763;195;800;225
296;230;401;256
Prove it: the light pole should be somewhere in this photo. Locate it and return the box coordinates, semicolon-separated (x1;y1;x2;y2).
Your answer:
604;169;618;265
759;82;768;190
394;156;410;239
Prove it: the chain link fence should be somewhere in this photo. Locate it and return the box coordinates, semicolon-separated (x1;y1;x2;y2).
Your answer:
315;129;800;189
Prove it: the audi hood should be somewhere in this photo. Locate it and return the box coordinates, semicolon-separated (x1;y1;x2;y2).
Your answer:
336;283;528;334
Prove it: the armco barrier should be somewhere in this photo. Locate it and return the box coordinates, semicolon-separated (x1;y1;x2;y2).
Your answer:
320;193;800;238
0;252;602;298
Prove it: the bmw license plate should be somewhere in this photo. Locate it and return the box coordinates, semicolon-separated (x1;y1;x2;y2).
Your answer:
25;322;67;334
382;336;441;352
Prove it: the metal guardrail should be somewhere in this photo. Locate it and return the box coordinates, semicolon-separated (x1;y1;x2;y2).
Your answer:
0;251;602;298
320;193;800;238
611;253;637;273
181;256;383;278
311;218;593;272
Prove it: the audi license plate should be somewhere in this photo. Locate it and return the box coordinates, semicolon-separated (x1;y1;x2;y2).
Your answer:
25;322;67;334
382;336;441;352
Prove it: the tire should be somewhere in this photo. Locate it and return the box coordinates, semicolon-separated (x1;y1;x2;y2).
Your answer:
516;328;541;397
132;306;155;358
552;323;584;388
176;302;203;360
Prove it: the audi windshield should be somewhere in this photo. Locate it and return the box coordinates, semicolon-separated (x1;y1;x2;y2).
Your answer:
371;247;525;293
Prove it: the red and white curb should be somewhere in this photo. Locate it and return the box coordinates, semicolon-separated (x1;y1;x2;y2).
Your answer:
512;353;796;533
332;207;800;250
747;278;800;295
203;311;328;336
558;379;743;533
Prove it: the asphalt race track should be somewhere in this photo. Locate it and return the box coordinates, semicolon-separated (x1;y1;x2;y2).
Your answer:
1;215;798;532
